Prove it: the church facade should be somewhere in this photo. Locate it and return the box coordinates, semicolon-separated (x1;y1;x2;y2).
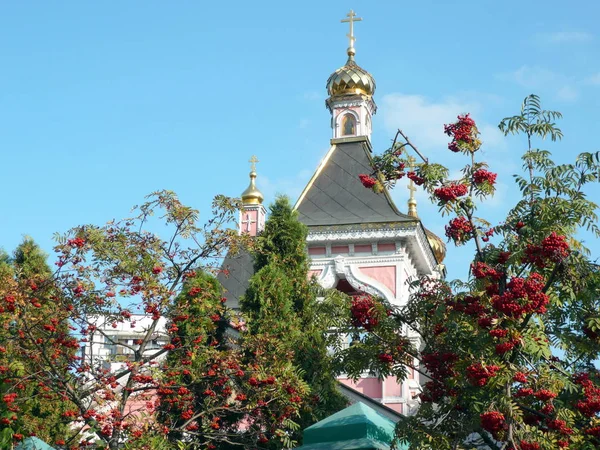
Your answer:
224;10;447;415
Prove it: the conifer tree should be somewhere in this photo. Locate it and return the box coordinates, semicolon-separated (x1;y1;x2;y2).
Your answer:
241;196;347;442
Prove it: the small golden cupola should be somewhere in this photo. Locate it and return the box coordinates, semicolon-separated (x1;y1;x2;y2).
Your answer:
239;156;266;237
241;156;264;205
326;10;377;141
326;52;376;97
406;156;447;264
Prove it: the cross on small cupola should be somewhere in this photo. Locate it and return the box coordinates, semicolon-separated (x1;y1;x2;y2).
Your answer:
239;155;266;236
326;10;376;141
341;9;362;57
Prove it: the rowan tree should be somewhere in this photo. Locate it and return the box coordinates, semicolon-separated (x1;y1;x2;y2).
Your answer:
0;191;286;449
0;238;74;448
343;95;600;449
156;269;310;450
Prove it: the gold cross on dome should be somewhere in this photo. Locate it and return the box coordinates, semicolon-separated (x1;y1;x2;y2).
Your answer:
341;10;362;50
249;155;259;172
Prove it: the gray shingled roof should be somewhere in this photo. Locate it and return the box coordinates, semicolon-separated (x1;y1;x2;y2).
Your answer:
295;137;414;226
217;250;254;310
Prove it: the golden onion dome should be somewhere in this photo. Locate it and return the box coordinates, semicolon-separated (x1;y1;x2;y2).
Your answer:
425;228;447;263
241;171;264;205
326;50;376;97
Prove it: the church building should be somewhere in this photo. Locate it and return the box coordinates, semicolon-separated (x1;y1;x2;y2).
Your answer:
220;10;446;415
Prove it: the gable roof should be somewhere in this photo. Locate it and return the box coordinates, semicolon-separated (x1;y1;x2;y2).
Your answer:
15;437;56;450
336;382;403;424
217;250;254;310
294;136;415;227
296;401;408;450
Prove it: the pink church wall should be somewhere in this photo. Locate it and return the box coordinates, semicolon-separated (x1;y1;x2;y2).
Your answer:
386;403;403;414
308;246;326;256
124;389;157;418
331;245;350;255
378;243;396;253
240;210;258;236
358;266;396;296
354;244;372;254
384;376;403;397
339;377;382;399
307;269;322;279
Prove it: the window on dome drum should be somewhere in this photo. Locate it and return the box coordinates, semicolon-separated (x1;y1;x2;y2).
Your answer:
342;114;356;136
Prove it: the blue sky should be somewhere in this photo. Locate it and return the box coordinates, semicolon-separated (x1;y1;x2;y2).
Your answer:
1;1;599;281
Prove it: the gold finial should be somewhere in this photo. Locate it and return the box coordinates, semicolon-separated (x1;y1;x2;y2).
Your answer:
241;155;264;205
407;155;418;218
249;155;259;173
341;10;362;58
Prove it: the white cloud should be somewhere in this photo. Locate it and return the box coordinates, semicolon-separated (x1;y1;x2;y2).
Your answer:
535;31;593;44
380;93;505;154
497;66;578;102
499;65;560;88
556;85;579;101
381;92;516;233
381;94;479;151
584;73;600;85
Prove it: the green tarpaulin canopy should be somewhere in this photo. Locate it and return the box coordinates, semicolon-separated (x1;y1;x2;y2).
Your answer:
14;437;56;450
295;402;408;450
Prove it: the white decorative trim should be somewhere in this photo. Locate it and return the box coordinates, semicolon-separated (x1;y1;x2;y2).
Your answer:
330;97;376;115
406;379;421;389
306;226;414;243
306;224;438;274
310;255;404;266
381;396;407;404
312;257;396;302
318;265;336;289
331;100;363;108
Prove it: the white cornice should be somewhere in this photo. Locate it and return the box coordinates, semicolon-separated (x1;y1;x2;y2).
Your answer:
306;225;415;243
310;255;404;266
306;224;439;275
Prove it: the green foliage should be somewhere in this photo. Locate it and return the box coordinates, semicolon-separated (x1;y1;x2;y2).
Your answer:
338;96;600;449
242;196;347;445
0;238;74;448
12;237;52;280
1;191;246;450
253;196;309;274
158;270;311;449
499;94;564;142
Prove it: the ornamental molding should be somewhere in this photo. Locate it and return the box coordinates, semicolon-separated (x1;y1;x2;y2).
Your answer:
310;255;404;267
306;226;416;243
306;222;440;276
327;96;377;114
318;265;337;289
332;100;364;109
346;263;393;300
412;226;439;273
313;256;395;302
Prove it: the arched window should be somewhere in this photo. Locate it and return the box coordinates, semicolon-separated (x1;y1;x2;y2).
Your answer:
342;114;356;136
